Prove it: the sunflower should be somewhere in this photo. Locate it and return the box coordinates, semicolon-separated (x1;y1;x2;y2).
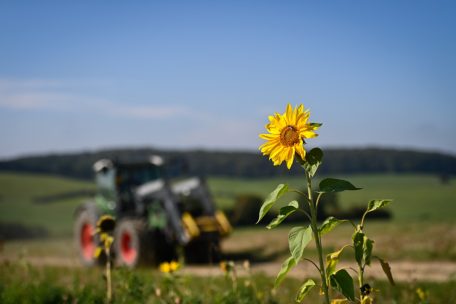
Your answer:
259;103;321;169
95;215;116;234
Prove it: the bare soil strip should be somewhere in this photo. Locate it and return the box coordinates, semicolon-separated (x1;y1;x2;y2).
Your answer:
3;256;455;282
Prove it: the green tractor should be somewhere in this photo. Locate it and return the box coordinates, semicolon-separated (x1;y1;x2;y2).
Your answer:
74;156;231;267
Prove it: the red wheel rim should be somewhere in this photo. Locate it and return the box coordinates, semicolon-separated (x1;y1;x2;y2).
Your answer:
120;231;137;264
80;223;95;260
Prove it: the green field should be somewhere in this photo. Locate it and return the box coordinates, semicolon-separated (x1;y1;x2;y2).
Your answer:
208;174;456;221
0;172;455;237
1;172;456;303
0;172;95;237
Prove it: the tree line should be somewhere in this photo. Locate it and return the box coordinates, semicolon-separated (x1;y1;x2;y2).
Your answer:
0;147;454;180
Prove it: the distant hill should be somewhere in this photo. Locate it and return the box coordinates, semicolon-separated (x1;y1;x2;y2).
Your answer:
0;147;455;179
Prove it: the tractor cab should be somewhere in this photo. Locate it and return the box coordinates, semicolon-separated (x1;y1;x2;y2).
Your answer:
92;156;164;214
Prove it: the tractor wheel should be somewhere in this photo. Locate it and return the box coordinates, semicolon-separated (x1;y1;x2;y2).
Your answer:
114;219;155;268
74;208;103;266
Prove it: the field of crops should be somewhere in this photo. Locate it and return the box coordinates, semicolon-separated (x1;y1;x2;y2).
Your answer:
1;172;456;302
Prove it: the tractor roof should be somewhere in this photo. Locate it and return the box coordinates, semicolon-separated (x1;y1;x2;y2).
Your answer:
93;155;164;173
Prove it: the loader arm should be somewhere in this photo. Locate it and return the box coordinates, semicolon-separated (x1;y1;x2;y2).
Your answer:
135;179;190;245
171;177;215;215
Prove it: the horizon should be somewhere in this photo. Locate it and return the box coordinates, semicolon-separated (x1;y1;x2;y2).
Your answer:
1;1;455;158
1;143;455;162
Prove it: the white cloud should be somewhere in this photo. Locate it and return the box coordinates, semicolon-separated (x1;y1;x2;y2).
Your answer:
0;77;263;152
0;78;72;110
0;92;74;110
0;77;191;119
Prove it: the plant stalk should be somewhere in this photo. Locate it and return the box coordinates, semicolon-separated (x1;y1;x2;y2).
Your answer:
306;172;330;304
358;264;365;301
106;249;112;303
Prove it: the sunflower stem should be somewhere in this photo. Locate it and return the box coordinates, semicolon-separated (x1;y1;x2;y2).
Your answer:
106;247;112;303
306;171;330;304
359;264;365;300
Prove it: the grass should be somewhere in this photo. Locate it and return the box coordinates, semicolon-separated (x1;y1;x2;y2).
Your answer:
208;174;456;222
0;172;95;237
1;172;456;302
0;172;455;238
1;262;455;303
226;221;456;262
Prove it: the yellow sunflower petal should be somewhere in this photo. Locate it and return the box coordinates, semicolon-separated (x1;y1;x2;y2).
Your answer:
300;130;318;139
297;111;310;129
261;143;280;156
286;147;295;169
270;149;285;166
270;145;285;160
265;123;280;134
259;133;279;140
284;103;293;125
295;142;306;160
291;104;302;125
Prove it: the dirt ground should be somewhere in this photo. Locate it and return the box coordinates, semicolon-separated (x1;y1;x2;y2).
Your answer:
2;223;456;282
1;255;456;282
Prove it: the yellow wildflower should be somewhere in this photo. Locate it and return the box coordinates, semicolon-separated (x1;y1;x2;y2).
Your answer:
259;103;320;169
219;261;227;272
169;260;180;272
159;261;180;273
159;262;171;273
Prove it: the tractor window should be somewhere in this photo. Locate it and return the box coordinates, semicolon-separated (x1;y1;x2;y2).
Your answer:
117;165;161;188
178;196;205;217
96;168;117;201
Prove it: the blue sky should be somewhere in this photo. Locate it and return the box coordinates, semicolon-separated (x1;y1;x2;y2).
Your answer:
0;1;455;159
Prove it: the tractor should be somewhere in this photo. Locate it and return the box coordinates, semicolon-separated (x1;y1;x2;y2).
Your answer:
74;156;231;267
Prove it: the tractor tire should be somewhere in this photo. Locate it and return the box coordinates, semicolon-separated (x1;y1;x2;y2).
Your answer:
114;219;156;268
74;207;103;267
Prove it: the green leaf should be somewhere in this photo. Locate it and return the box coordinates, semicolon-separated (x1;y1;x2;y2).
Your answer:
257;184;288;224
330;269;355;301
302;148;323;177
320;216;347;236
363;236;374;266
309;122;322;129
326;245;349;279
267;201;299;229
366;199;392;213
295;279;316;302
353;231;365;266
275;256;297;287
318;178;362;193
373;256;395;286
288;226;313;262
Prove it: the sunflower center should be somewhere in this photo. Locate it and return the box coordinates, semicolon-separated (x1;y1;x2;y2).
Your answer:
280;126;300;147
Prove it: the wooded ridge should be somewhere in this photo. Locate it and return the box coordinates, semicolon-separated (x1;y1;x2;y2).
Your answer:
0;147;454;179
